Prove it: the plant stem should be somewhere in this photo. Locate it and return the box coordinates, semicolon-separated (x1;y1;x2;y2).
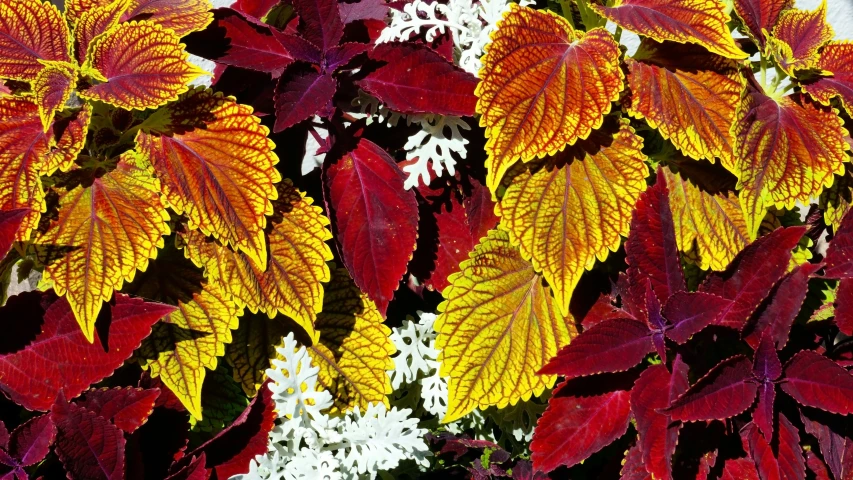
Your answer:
614;25;622;42
558;0;576;29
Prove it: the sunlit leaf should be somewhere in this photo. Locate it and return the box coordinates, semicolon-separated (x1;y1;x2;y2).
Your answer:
32;62;76;132
767;0;833;76
733;0;792;48
0;208;28;259
73;0;132;65
476;4;623;193
42;104;93;175
120;0;214;37
802;41;853;118
0;0;72;81
497;119;648;315
435;229;577;422
65;0;113;24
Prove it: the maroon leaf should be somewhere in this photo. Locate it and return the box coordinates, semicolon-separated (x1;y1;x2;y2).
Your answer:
752;334;781;442
754;381;775;444
753;334;782;382
644;284;668;361
697;451;719;480
581;292;635;330
52;401;125;480
530;381;632;472
166;454;208;480
720;458;761;480
273;69;336;132
663;292;730;344
7;415;54;467
625;168;684;303
232;0;279;18
665;355;758;422
427;193;475;293
0;209;28;259
800;408;853;480
805;451;832;480
463;177;499;242
0;292;173;411
539;319;652;377
76;387;160;433
744;423;781;480
630;356;689;480
701;226;806;330
339;0;389;23
834;278;853;336
778;413;805;480
324;43;368;72
781;350;853;414
325;138;419;314
292;0;344;52
621;443;651;480
270;30;324;64
824;209;853;279
359;43;479;116
0;422;7;451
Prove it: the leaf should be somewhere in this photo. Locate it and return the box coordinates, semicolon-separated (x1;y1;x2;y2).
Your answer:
73;0;131;65
0;209;28;260
476;4;623;193
744;422;781;480
136;88;281;269
35;154;170;342
590;0;747;59
42;104;93;176
663;291;731;344
273;69;336;133
805;451;832;480
359;43;478;117
733;0;792;48
225;311;286;396
435;229;576;422
721;458;761;480
190;366;247;434
232;0;278;18
621;443;652;480
292;0;343;52
665;355;758;422
781;351;853;414
823;207;853;279
120;0;214;37
700;226;806;330
183;179;332;341
834;279;853;335
631;357;689;480
530;376;632;472
76;387;160;433
0;292;173;411
32;62;76;132
64;0;113;24
752;335;780;441
626;40;744;164
326;138;419;315
539;319;651;377
732;81;849;238
79;21;204;110
778;413;805;480
165;454;208;480
52;400;125;480
308;267;395;415
0;0;71;81
802;42;853;117
498;119;648;315
767;1;833;76
799;408;853;480
7;415;55;467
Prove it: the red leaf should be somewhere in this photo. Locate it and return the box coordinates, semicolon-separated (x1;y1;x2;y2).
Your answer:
166;454;208;480
753;334;783;382
701;226;806;330
744;422;781;480
630;356;689;480
781;351;853;414
325;138;419;314
834;278;853;336
720;458;761;480
805;451;832;480
663;292;730;344
427;192;475;293
538;319;652;377
7;415;54;467
582;292;635;330
621;443;651;480
824;209;853;278
339;0;389;23
752;335;782;441
52;401;125;480
292;0;343;52
232;0;279;18
76;387;160;433
733;0;791;48
463;178;500;243
778;413;805;480
325;43;368;71
0;292;174;411
531;380;632;472
0;422;7;450
799;408;853;480
273;69;336;132
359;43;479;117
272;31;323;64
754;382;775;444
0;209;28;259
697;451;719;480
665;355;758;422
625;168;684;303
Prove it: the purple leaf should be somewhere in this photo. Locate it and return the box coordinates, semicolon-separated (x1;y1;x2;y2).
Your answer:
7;415;54;467
753;382;775;444
52;401;125;480
781;350;853;414
800;408;853;480
324;42;368;72
273;69;336;133
270;31;323;64
665;355;758;422
339;0;389;23
663;291;730;344
539;319;652;377
292;0;344;52
0;422;8;450
753;334;782;381
824;209;853;278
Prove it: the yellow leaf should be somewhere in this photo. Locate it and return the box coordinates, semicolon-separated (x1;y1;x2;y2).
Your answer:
820;166;853;232
435;229;577;423
73;0;132;65
32;62;77;132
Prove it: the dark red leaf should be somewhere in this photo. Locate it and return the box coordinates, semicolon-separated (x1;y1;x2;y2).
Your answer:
665;355;758;422
273;69;336;132
697;451;719;480
824;209;853;278
720;458;761;480
754;382;775;444
359;43;479;116
427;193;475;293
292;0;343;52
463;177;499;242
663;292;730;344
0;422;7;451
621;443;651;480
52;401;125;480
800;408;853;480
834;278;853;336
0;209;28;260
0;292;174;411
701;226;806;330
325;138;419;314
324;43;368;72
743;262;821;349
805;451;832;480
166;454;208;480
339;0;390;23
625;168;684;303
753;334;782;381
509;460;548;480
781;350;853;414
581;291;636;330
232;0;279;18
7;415;54;467
778;413;805;480
744;422;781;480
531;381;632;472
539;319;652;377
76;387;160;433
644;283;668;361
270;31;324;64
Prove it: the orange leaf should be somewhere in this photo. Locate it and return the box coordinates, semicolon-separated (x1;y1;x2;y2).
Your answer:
73;0;132;65
732;77;849;239
42;104;93;175
476;4;623;194
32;62;77;132
627;40;744;166
34;154;171;342
497;119;649;316
65;0;113;25
135;88;280;269
591;0;747;60
732;0;792;49
0;0;72;81
121;0;214;38
79;21;203;110
767;0;833;76
802;41;853;117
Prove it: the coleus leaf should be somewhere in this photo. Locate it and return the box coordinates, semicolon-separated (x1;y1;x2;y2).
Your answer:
0;209;28;260
225;311;287;396
76;387;160;433
733;0;792;49
805;451;832;480
52;400;125;480
498;119;648;316
42;104;93;176
767;1;833;76
778;413;805;480
32;62;76;132
0;291;173;411
120;0;214;38
752;335;781;441
665;355;758;422
540;319;652;378
720;458;761;480
292;0;344;52
273;68;336;133
802;41;853;117
190;365;247;434
476;4;623;192
626;40;743;165
73;0;130;65
835;279;853;336
5;415;55;467
743;422;781;480
232;0;278;19
621;443;651;480
799;408;853;480
590;0;747;59
165;454;208;480
183;179;332;341
732;77;849;238
823;207;853;278
662;291;730;344
359;43;478;117
781;350;853;414
79;21;204;110
325;138;419;315
0;0;72;81
136;87;281;270
307;267;395;415
435;229;576;422
64;0;113;25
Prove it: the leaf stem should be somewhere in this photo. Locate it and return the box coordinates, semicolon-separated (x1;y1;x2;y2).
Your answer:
614;25;622;42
